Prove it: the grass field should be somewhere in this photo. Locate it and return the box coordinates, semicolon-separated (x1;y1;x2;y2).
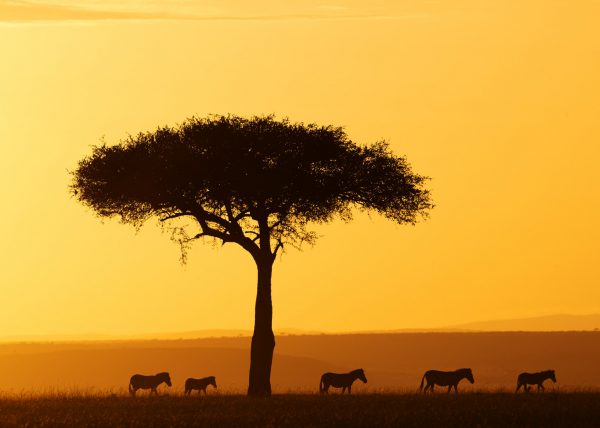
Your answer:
0;392;599;427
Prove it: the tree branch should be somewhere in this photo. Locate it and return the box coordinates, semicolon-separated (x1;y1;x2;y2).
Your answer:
256;209;272;256
159;212;192;222
202;210;234;230
225;201;245;238
272;239;284;259
244;230;261;243
190;205;261;259
197;222;233;243
268;219;283;232
234;211;252;222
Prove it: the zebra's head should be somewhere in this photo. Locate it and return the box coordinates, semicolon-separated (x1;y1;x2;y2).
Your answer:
354;368;367;383
465;368;475;384
210;376;217;388
158;372;172;387
548;370;557;383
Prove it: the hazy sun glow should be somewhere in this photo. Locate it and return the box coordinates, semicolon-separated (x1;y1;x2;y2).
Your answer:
1;0;599;338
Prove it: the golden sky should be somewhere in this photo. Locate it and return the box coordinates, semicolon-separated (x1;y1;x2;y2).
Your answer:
1;0;599;337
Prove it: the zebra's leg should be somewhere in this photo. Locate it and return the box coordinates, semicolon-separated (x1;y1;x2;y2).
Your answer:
454;384;458;394
348;385;352;394
516;383;521;393
430;384;435;393
539;384;545;392
447;386;452;393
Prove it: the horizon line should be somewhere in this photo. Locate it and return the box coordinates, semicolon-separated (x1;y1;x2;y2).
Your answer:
3;312;600;341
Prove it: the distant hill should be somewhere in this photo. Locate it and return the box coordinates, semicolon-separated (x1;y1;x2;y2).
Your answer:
3;314;599;344
448;314;600;332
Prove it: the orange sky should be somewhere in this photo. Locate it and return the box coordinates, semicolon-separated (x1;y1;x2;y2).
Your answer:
1;0;599;337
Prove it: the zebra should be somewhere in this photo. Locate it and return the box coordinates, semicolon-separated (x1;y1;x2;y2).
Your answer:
516;370;556;393
419;368;475;393
128;372;172;396
319;369;367;394
184;376;218;395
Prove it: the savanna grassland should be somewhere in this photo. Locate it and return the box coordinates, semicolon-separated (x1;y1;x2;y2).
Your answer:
1;332;600;391
0;392;599;428
1;333;599;427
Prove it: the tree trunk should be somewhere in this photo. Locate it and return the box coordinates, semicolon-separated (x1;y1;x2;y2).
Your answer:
247;257;275;396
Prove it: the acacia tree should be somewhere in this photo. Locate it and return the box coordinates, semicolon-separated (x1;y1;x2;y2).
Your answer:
71;115;432;396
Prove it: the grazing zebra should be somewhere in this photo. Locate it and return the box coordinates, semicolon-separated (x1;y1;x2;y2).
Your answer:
419;368;475;393
516;370;556;393
128;372;172;396
184;376;217;395
319;369;367;394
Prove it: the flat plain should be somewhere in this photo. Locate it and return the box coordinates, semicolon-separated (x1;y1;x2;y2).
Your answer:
1;332;599;427
0;392;599;427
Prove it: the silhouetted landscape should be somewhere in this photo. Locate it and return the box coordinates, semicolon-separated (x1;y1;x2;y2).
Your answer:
1;332;599;426
1;332;599;393
4;0;600;425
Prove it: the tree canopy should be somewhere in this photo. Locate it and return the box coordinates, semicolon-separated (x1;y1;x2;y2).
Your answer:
71;115;432;262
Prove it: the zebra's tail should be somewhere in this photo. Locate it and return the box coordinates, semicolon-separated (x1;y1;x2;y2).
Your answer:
319;376;325;394
128;382;134;396
419;373;426;392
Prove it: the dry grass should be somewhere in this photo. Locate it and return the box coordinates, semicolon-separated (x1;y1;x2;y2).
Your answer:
0;392;599;427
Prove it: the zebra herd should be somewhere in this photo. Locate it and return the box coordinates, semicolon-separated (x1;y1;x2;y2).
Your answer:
128;368;557;395
321;368;556;394
128;373;217;396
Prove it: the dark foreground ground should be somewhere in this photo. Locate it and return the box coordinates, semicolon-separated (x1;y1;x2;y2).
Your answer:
0;393;599;428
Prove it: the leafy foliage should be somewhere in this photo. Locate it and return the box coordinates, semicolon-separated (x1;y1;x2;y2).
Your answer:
71;115;432;262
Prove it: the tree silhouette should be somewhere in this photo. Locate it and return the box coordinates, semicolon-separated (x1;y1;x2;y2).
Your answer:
71;115;433;396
